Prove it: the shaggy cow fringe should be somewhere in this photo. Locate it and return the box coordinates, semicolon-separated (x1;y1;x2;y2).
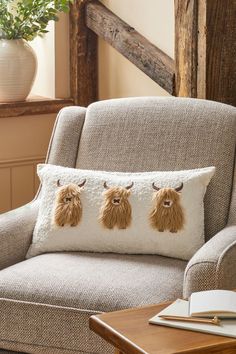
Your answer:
53;184;83;227
99;187;132;229
149;188;185;233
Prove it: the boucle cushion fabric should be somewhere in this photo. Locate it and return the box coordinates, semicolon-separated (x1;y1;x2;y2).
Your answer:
27;164;215;260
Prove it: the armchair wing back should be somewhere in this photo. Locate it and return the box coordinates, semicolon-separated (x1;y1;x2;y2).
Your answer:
44;96;236;299
69;97;236;241
3;96;234;271
0;97;236;354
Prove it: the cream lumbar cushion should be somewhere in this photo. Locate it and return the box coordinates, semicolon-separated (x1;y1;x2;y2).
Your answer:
26;164;215;260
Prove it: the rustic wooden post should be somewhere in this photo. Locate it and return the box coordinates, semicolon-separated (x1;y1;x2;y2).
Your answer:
202;0;236;106
70;0;98;106
175;0;236;106
175;0;198;98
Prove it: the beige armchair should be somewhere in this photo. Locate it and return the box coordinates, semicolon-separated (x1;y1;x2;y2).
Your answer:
0;97;236;354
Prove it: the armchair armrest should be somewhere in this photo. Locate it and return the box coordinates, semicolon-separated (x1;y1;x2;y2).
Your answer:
0;200;39;270
183;225;236;298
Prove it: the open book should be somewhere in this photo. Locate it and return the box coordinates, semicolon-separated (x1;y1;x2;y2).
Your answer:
149;298;236;339
190;290;236;318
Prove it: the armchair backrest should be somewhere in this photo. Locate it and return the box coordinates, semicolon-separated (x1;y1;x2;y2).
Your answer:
47;97;236;241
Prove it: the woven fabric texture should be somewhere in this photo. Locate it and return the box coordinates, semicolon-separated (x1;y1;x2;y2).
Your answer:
0;346;92;354
0;299;109;354
0;200;39;270
228;167;236;225
0;339;99;354
0;252;185;353
0;351;24;354
46;106;86;168
183;225;236;298
76;97;236;241
0;252;185;310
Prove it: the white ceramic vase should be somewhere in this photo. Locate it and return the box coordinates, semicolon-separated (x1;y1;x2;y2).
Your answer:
0;39;37;102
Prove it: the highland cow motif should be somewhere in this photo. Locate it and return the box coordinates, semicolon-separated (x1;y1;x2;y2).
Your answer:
53;179;86;227
149;182;185;233
99;181;134;230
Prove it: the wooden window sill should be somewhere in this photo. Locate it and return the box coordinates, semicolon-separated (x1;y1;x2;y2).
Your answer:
0;96;74;118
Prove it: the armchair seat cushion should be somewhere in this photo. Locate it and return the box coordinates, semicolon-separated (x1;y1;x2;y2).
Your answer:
0;252;186;353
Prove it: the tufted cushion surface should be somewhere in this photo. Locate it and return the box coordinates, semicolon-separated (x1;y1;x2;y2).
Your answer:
28;164;215;260
76;97;236;240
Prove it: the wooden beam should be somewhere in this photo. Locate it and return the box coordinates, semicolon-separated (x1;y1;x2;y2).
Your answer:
175;0;236;106
175;0;198;97
70;0;98;106
203;0;236;106
86;1;175;95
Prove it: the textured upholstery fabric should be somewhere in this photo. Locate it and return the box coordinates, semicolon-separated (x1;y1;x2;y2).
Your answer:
0;200;39;270
0;299;108;354
46;106;86;168
76;97;236;241
0;252;186;353
0;252;185;310
0;349;24;354
228;167;236;225
1;98;236;354
183;226;236;298
0;342;90;354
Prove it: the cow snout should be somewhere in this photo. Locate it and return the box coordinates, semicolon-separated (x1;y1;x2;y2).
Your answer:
112;197;121;205
163;200;173;208
64;197;72;203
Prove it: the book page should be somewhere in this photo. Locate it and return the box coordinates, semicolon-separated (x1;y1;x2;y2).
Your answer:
149;299;236;339
190;290;236;317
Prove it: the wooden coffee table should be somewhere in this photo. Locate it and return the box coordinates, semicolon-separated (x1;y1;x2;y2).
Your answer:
89;302;236;354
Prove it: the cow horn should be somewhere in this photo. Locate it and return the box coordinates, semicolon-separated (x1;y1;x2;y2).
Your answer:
104;181;110;189
57;179;61;187
152;182;161;191
126;182;134;190
78;179;86;188
175;182;183;192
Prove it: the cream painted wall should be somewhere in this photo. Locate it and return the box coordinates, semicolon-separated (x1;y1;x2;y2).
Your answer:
0;114;55;162
99;0;175;99
0;114;56;212
30;13;70;99
31;23;55;98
